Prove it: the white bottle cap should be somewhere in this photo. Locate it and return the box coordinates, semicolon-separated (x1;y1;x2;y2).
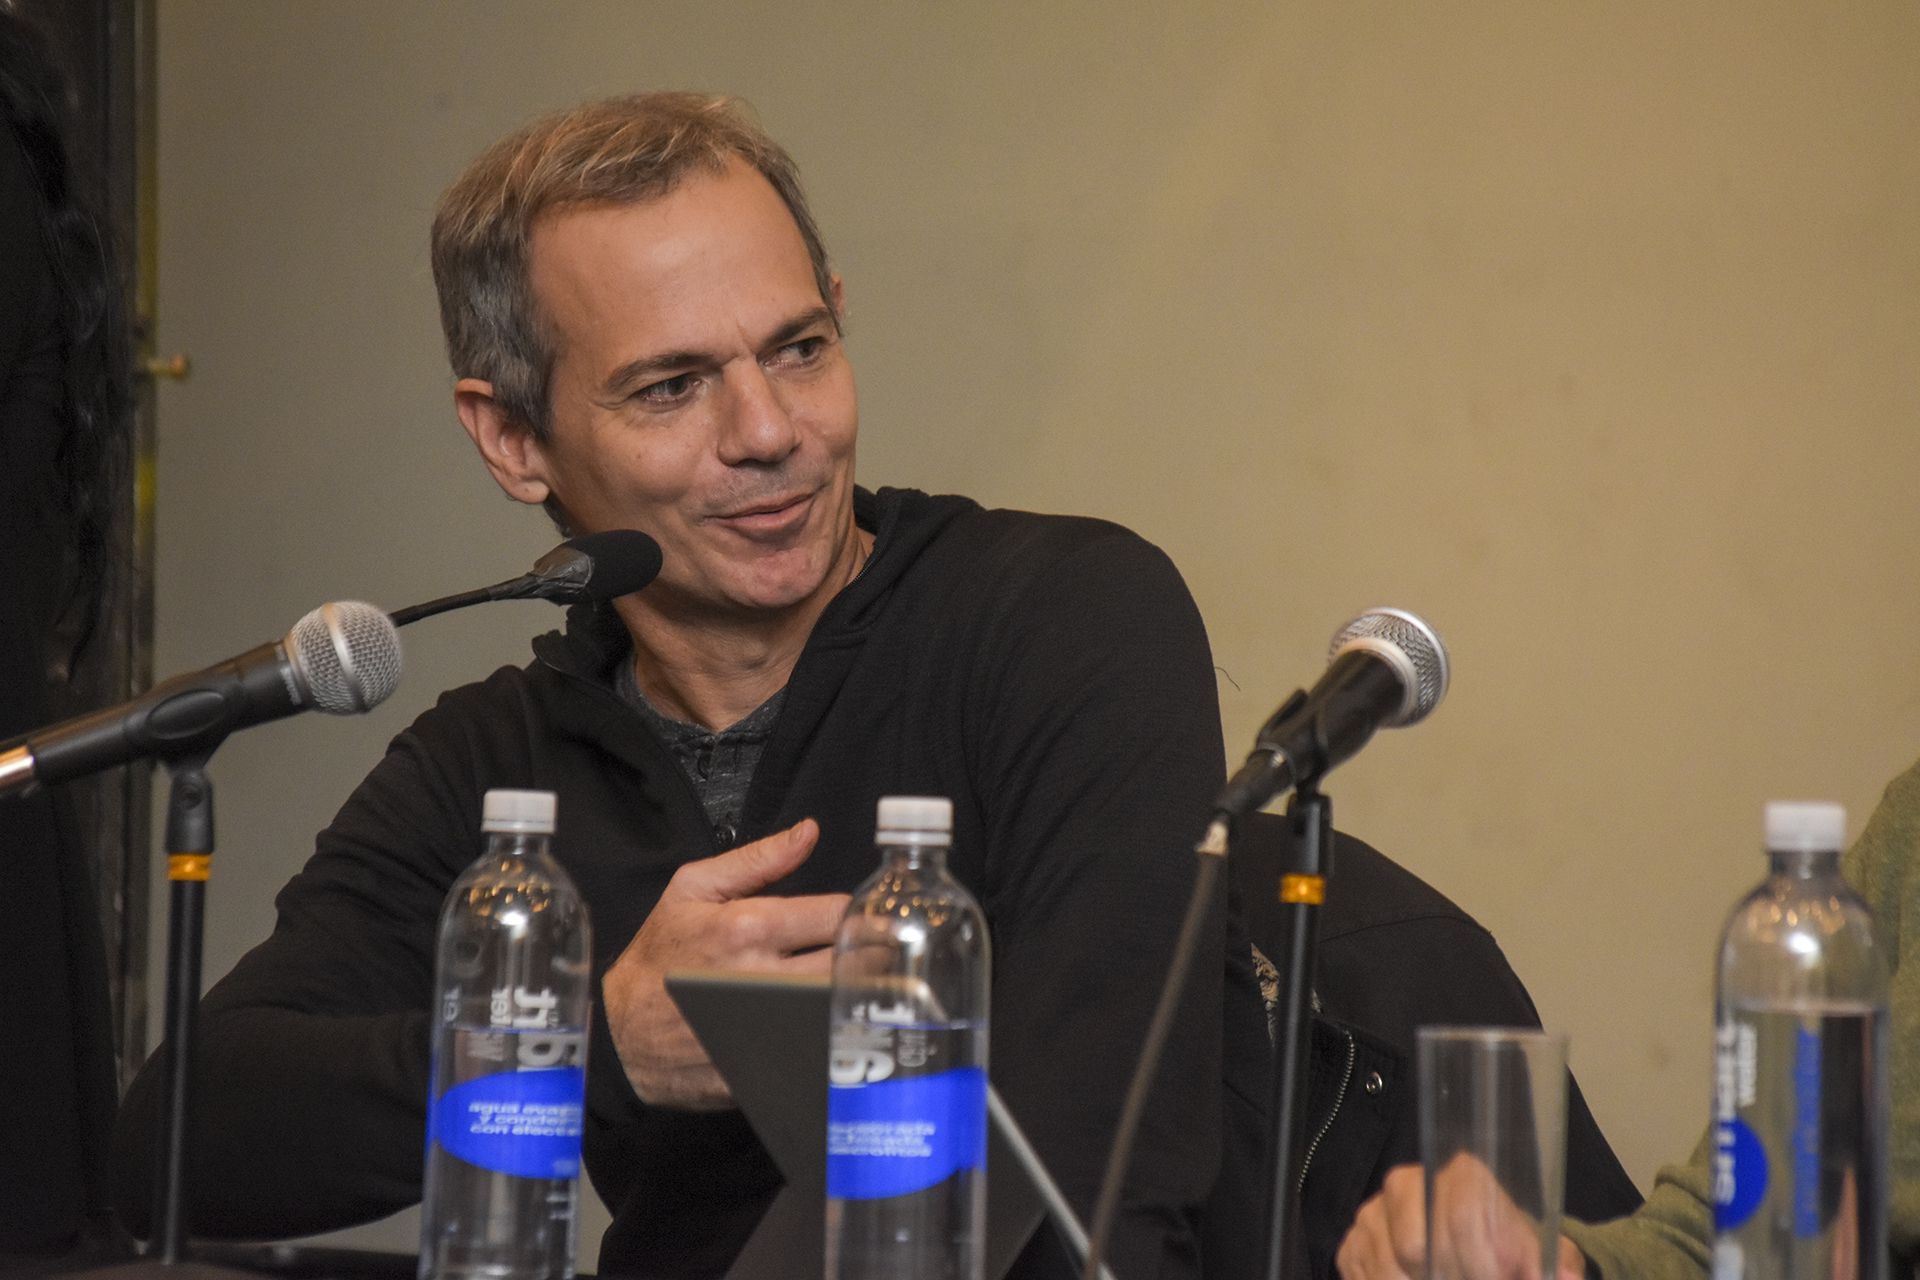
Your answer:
483;788;557;835
877;795;952;839
1764;800;1845;854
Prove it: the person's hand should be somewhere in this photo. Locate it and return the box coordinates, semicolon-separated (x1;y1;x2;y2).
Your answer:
600;819;848;1109
1336;1159;1588;1280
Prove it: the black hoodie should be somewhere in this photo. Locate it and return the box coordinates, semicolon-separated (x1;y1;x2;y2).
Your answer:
113;487;1271;1278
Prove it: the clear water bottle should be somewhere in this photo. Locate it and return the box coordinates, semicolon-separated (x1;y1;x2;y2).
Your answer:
419;789;592;1280
1711;801;1888;1280
825;796;991;1280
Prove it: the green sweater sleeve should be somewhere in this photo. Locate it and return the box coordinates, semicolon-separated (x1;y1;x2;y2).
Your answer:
1854;758;1920;1265
1562;1131;1714;1279
1565;756;1920;1278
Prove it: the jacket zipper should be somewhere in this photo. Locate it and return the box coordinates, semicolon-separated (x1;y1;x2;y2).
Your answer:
1297;1026;1357;1193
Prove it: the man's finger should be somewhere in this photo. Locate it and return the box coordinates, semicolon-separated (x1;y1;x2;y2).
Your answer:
1338;1193;1418;1280
1432;1170;1497;1280
1554;1236;1588;1280
1381;1166;1428;1269
1487;1194;1547;1280
672;819;819;902
719;892;851;956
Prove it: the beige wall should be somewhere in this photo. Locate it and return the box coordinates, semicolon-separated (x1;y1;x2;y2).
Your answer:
151;1;1920;1261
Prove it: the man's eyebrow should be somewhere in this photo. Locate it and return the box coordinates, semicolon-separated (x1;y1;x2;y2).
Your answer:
762;306;838;350
602;348;713;396
599;307;838;396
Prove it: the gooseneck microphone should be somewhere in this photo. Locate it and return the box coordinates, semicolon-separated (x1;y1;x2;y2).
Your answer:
523;529;665;603
388;529;664;627
0;601;402;798
1213;607;1449;820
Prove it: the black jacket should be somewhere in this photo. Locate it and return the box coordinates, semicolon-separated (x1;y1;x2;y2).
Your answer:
1235;815;1644;1278
114;488;1271;1279
112;487;1633;1279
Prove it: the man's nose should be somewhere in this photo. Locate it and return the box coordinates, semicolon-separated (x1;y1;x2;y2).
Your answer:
717;365;800;466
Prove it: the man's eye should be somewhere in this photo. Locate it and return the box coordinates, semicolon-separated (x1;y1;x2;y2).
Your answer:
771;336;826;366
635;373;695;404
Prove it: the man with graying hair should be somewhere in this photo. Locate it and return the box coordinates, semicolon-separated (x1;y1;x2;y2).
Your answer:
112;91;1271;1276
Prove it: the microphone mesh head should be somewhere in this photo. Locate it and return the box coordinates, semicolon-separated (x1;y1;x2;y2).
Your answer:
286;601;403;714
1327;608;1449;728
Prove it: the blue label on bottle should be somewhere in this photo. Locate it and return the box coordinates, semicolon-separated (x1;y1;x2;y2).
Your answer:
1713;1116;1768;1230
1792;1021;1821;1238
429;1066;585;1179
826;1066;987;1200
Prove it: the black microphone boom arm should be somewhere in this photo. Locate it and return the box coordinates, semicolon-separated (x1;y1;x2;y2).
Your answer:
389;529;663;628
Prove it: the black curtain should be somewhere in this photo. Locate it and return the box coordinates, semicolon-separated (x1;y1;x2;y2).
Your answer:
0;0;142;1262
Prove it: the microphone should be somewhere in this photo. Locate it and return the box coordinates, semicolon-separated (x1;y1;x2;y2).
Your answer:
1214;607;1449;820
522;529;665;604
389;529;664;627
0;601;402;798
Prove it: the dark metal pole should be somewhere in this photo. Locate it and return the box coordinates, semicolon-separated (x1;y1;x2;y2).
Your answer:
1261;786;1333;1280
64;753;267;1277
151;759;214;1265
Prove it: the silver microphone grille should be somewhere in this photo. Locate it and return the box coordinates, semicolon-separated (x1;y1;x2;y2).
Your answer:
286;601;404;714
1326;607;1449;728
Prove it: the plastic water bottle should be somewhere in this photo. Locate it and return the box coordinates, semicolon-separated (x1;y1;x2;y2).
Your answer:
1711;801;1888;1280
420;789;592;1280
825;796;991;1280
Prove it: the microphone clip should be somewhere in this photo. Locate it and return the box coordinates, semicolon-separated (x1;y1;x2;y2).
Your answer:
1214;688;1309;824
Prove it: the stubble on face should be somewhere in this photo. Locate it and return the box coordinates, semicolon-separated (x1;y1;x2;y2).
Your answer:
522;160;864;637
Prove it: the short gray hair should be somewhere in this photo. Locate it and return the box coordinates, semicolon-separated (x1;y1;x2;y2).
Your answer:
430;92;837;440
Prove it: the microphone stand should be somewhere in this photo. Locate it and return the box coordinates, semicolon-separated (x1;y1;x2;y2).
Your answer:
74;749;264;1278
1260;784;1333;1280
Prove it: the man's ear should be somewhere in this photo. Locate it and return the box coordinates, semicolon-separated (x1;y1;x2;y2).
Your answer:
829;273;847;323
455;378;551;507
